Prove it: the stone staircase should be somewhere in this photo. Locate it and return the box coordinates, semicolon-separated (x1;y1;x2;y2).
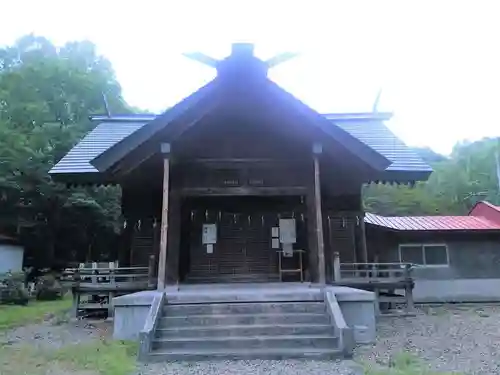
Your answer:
146;298;343;361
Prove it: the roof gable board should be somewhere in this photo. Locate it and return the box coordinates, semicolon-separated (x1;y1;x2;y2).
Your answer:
91;79;219;173
263;79;391;171
89;77;391;175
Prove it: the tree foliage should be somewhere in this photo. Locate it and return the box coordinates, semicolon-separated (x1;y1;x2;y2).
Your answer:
0;35;130;267
0;34;498;268
364;138;500;216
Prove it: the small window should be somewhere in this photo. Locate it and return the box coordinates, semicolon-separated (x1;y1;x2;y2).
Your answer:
399;244;449;267
424;245;448;266
400;245;423;264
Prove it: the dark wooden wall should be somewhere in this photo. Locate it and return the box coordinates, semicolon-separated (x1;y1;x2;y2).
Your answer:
322;193;364;281
117;109;367;282
180;196;307;283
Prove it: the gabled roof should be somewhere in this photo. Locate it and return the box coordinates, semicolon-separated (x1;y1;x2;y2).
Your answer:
89;81;390;174
469;201;500;225
50;111;432;183
50;43;432;184
365;212;500;231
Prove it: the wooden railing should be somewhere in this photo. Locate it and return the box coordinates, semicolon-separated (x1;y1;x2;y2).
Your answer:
61;256;156;291
62;256;156;318
335;262;413;283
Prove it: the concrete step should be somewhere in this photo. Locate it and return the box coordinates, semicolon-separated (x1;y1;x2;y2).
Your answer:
152;334;339;351
165;289;323;304
158;313;330;328
185;273;279;280
147;347;344;361
156;323;335;338
163;302;327;316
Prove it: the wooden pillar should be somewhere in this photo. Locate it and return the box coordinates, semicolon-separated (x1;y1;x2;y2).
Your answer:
333;251;341;282
157;143;171;290
313;143;326;284
360;214;369;263
165;191;181;284
404;264;415;314
306;193;318;282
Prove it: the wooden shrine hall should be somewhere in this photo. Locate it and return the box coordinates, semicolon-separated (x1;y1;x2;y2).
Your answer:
50;43;432;291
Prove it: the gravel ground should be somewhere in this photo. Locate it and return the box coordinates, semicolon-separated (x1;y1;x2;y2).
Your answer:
0;318;109;349
355;304;500;375
137;360;362;375
3;304;500;374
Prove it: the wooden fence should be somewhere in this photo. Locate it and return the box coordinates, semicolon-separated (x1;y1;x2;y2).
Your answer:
332;257;415;316
336;262;413;283
61;255;156;318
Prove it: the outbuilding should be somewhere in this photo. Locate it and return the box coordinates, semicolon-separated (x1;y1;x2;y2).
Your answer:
0;233;24;274
366;201;500;303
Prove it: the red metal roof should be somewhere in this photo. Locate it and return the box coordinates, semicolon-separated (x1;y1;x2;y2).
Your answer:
469;201;500;225
365;212;500;231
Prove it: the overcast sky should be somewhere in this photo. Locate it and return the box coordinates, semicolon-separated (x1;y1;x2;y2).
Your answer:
1;0;499;154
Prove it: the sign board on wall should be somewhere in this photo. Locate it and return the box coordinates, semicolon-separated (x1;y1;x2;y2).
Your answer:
279;219;296;244
271;227;279;238
202;224;217;244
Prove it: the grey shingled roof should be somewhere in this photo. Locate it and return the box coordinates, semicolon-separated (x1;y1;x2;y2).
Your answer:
50;113;432;178
328;117;432;173
49;121;146;174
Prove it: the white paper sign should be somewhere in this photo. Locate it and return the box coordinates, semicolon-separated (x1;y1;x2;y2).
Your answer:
271;227;279;238
206;244;214;254
279;219;296;244
202;224;217;244
272;238;280;249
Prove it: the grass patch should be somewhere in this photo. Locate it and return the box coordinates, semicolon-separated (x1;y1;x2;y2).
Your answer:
0;296;71;330
0;339;137;375
52;339;138;375
363;352;462;375
0;344;49;375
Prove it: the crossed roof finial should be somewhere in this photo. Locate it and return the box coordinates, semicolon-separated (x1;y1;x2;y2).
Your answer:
183;43;298;77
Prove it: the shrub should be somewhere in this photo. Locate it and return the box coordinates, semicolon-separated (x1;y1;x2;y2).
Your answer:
0;272;29;305
35;274;63;301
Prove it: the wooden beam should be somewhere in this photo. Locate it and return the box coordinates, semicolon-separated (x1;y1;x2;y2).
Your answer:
180;186;307;196
313;143;326;284
157;143;170;290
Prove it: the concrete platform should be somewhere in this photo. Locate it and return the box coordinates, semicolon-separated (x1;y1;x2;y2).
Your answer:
113;283;376;347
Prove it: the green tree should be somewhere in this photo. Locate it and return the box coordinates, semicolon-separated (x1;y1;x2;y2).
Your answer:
0;35;130;267
364;137;500;216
